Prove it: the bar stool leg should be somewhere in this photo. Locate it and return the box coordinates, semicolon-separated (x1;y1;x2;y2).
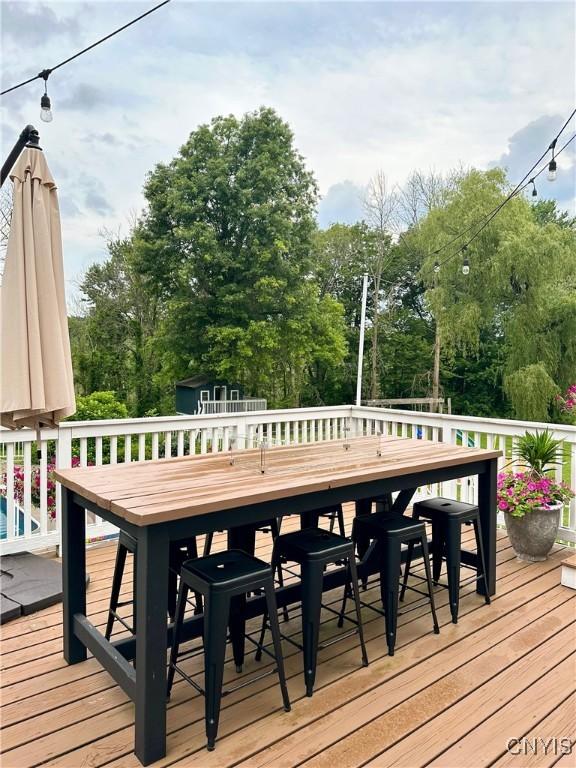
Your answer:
270;519;289;622
105;541;128;640
264;582;291;712
473;518;491;605
228;594;247;673
381;541;401;656
399;539;415;603
348;555;368;667
421;535;440;635
204;593;230;751
337;505;346;537
431;519;444;585
203;531;214;557
186;540;204;615
300;560;324;696
166;582;189;698
445;518;462;624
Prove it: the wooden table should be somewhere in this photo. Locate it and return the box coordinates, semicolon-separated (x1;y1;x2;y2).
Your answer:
55;435;501;765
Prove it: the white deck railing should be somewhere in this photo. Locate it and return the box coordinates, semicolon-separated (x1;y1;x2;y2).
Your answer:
1;405;575;554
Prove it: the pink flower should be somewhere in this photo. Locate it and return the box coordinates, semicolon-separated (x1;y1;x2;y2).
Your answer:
498;501;509;511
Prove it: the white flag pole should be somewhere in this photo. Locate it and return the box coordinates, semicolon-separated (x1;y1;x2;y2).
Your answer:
356;272;369;406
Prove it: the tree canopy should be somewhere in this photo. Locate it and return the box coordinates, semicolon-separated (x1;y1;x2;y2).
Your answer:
70;107;576;423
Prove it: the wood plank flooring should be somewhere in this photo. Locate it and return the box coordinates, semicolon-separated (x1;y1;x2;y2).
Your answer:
1;505;575;768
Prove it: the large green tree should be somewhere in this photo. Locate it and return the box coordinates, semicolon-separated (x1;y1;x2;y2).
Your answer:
134;107;346;407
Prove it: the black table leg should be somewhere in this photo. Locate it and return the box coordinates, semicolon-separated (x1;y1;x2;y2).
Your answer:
134;525;169;765
62;488;87;664
478;458;497;597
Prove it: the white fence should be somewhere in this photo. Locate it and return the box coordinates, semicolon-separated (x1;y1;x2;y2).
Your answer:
1;404;575;554
199;398;267;415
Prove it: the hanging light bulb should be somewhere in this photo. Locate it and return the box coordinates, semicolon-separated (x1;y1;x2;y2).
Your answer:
547;138;557;182
462;247;470;275
530;179;537;199
433;261;440;273
39;70;53;123
40;93;52;122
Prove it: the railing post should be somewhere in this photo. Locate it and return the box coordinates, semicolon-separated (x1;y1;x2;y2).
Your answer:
56;425;73;557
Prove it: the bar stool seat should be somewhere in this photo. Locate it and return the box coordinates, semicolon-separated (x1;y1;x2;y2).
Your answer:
167;550;290;751
257;527;368;697
183;549;270;589
406;497;490;624
350;514;440;656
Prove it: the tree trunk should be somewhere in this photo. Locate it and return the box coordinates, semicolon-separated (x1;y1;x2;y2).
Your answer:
432;323;441;411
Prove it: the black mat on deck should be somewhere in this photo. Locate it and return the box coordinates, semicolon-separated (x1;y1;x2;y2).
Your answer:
1;552;63;622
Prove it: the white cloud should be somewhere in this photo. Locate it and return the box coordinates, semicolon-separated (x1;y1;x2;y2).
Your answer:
1;0;574;298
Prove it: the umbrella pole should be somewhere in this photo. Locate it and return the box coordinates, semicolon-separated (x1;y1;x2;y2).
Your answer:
0;125;41;188
36;425;42;462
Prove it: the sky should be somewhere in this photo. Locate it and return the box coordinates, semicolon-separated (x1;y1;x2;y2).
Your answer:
1;0;575;302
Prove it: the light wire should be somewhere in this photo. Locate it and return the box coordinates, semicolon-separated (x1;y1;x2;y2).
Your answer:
1;0;172;96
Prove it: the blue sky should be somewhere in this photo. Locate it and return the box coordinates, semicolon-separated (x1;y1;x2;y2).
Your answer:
1;1;574;301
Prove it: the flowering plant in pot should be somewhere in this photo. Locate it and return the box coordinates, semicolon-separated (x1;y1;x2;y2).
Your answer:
498;430;574;561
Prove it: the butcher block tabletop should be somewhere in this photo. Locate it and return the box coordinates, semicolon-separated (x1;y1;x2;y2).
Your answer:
54;436;501;526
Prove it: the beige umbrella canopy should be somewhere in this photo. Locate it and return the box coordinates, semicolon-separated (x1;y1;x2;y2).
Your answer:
1;146;76;431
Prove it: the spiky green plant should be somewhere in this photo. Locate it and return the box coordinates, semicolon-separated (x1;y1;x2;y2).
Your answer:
513;430;563;476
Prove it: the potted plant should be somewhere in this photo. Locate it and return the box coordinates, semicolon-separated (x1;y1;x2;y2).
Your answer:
498;430;574;561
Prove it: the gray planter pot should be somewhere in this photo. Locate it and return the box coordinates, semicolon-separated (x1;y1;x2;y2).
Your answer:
504;503;562;561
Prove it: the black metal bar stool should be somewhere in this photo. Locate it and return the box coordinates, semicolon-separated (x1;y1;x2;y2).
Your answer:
403;497;490;624
166;549;291;751
105;532;202;640
257;527;368;697
349;514;440;656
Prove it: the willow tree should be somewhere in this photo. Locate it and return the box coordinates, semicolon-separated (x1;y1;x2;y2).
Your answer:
406;168;576;420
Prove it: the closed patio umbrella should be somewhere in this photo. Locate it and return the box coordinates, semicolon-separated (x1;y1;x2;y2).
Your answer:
1;146;75;433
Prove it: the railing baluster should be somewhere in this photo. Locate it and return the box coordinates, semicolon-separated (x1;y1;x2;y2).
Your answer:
177;431;185;457
40;441;48;536
124;435;132;463
138;433;146;462
151;433;159;460
164;431;172;458
110;436;118;464
95;436;103;466
80;437;88;467
23;441;32;538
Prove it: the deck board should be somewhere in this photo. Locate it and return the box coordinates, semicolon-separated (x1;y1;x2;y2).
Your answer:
1;505;574;768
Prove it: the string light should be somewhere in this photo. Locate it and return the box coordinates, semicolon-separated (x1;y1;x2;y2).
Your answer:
461;247;470;275
39;70;52;123
530;179;537;198
434;261;440;273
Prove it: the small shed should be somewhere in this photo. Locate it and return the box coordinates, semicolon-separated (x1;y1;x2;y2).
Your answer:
175;374;244;415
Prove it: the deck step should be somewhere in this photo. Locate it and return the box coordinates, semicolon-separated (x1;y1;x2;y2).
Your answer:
560;554;576;589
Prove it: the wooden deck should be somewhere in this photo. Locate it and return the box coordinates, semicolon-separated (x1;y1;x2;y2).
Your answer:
1;506;575;768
